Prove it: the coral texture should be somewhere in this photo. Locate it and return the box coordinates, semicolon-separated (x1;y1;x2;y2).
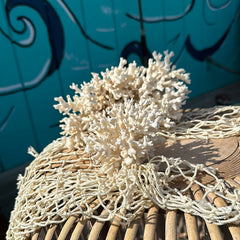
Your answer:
54;51;190;169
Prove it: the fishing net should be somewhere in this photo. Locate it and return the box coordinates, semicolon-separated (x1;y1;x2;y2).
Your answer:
7;51;240;240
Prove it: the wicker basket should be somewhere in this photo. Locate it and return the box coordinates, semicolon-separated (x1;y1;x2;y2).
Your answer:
27;181;240;240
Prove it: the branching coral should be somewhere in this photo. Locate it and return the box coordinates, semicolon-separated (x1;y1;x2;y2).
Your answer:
54;51;190;167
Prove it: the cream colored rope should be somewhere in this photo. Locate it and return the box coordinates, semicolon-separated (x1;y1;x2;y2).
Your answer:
158;106;240;140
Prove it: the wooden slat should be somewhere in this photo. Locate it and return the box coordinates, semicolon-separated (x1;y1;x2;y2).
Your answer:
106;216;121;240
191;184;223;240
88;210;107;240
124;219;140;240
185;212;200;240
184;190;200;240
70;220;86;240
58;216;77;240
165;210;177;240
45;224;57;240
31;232;39;240
208;192;240;240
143;206;159;240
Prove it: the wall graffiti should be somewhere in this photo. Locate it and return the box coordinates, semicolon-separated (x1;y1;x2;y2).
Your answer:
0;0;64;95
0;0;239;171
0;0;114;96
126;0;195;23
122;0;240;69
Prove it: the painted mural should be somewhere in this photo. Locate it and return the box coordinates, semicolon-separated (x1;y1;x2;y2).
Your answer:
0;0;239;171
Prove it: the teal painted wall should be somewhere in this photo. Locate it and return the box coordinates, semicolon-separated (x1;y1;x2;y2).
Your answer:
0;0;240;171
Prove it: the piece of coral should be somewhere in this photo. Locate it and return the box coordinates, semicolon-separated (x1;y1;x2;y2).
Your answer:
54;51;190;169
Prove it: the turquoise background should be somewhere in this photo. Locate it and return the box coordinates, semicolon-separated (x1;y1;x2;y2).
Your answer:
0;0;240;171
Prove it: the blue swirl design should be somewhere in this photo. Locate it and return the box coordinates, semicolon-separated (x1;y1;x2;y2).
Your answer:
6;0;64;75
185;25;231;61
203;0;232;26
60;0;113;50
186;5;239;63
0;0;114;96
126;0;195;23
121;0;151;66
121;41;152;66
0;0;65;96
122;0;195;65
0;0;64;95
207;0;231;11
123;0;239;74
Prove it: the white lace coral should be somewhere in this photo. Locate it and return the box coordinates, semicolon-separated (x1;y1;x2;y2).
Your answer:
54;51;190;167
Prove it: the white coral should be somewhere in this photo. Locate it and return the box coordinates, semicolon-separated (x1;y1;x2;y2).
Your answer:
54;51;190;168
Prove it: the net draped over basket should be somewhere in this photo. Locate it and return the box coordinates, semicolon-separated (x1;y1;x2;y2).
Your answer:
7;51;240;240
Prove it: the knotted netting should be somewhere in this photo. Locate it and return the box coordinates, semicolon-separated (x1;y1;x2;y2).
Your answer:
7;51;240;240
